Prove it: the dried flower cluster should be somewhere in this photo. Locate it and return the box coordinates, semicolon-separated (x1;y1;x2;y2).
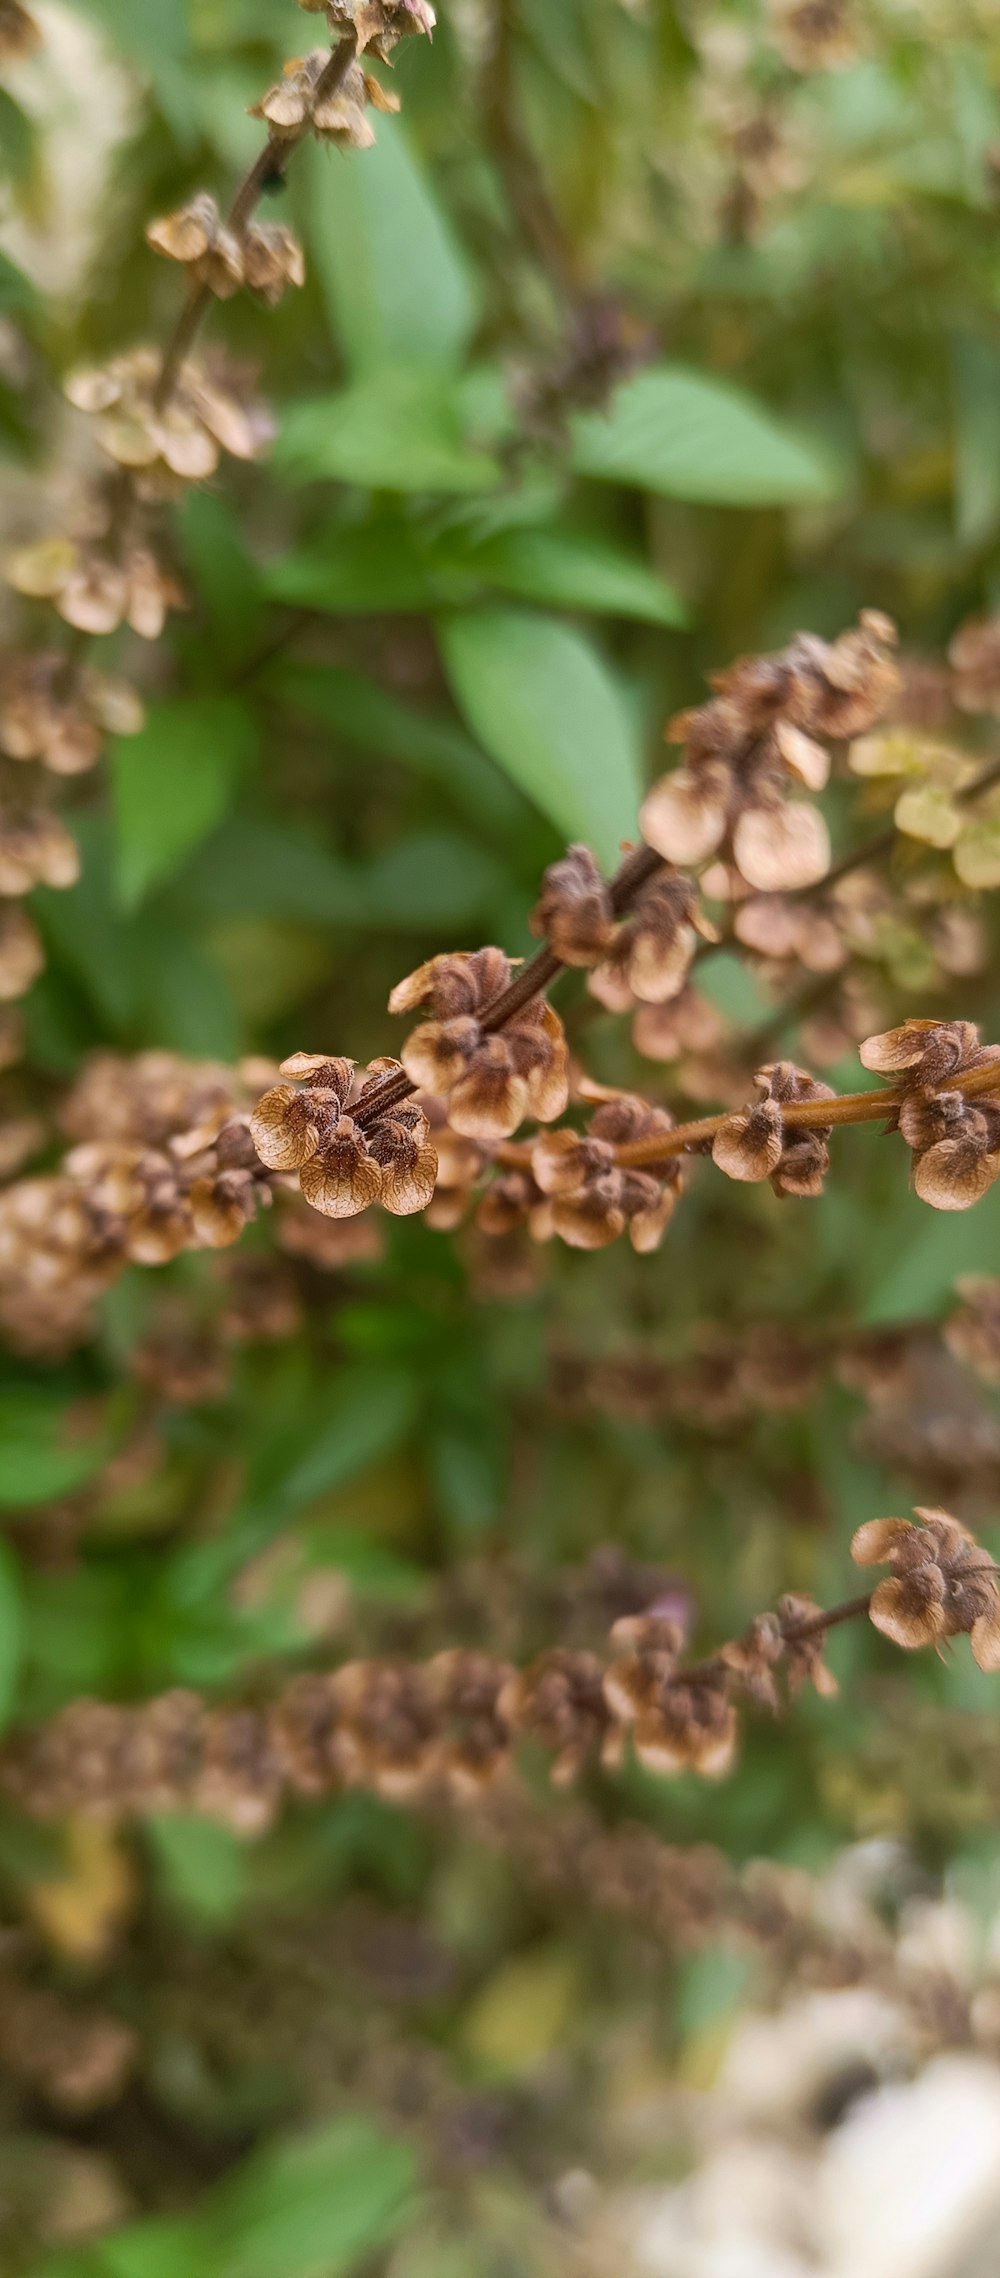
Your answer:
851;1507;1000;1667
861;1018;1000;1208
147;196;306;306
640;612;899;891
530;1090;684;1251
0;1586;842;1830
712;1059;836;1196
390;947;569;1138
250;1053;437;1218
0;1052;279;1352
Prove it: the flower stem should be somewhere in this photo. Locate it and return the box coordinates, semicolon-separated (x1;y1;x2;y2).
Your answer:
155;30;359;412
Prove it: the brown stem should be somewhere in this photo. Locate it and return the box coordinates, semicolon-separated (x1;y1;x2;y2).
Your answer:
154;30;359;412
353;841;667;1130
682;1592;873;1686
611;1082;903;1166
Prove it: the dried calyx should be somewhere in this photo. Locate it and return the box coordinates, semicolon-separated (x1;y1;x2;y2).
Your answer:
250;1054;437;1218
641;612;899;891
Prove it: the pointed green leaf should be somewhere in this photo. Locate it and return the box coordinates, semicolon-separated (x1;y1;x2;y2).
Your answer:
438;607;641;863
112;697;258;908
304;119;476;373
572;365;836;505
277;367;499;494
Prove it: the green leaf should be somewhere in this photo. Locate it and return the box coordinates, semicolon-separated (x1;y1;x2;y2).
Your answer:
0;1390;109;1507
204;2117;417;2278
278;1369;419;1511
265;517;441;614
304;119;476;374
146;1815;247;1925
572;365;836;505
112;698;259;909
176;491;265;665
277;367;500;494
438;607;641;863
270;662;518;829
0;1539;23;1730
448;526;688;623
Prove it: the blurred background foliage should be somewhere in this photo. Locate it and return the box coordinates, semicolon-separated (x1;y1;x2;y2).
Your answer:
5;1;1000;2272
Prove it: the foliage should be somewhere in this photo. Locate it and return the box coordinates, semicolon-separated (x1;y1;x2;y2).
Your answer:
3;1;1000;2271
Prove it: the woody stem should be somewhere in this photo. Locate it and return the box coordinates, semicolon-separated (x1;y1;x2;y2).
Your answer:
154;30;359;411
352;842;667;1130
613;1061;1000;1167
681;1591;873;1685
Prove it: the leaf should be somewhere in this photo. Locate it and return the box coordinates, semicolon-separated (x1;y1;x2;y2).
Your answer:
451;525;688;624
276;367;500;494
112;698;259;909
572;365;836;505
270;662;519;829
265;518;441;614
0;1539;23;1730
304;120;476;374
438;607;642;863
364;829;507;927
203;2116;417;2278
278;1369;419;1511
146;1815;247;1925
176;491;264;665
0;1390;109;1507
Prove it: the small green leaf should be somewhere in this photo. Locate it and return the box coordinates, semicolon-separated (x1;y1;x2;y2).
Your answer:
277;367;500;494
265;518;441;615
147;1815;247;1925
438;607;641;863
204;2117;417;2278
304;120;476;374
279;1370;419;1511
0;1391;109;1507
572;365;836;505
113;698;258;908
453;526;687;624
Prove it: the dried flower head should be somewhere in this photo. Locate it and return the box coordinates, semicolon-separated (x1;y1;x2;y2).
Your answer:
390;949;568;1140
949;615;1000;715
64;349;274;494
532;1091;682;1252
605;1614;738;1778
531;844;615;967
326;0;436;52
641;614;898;893
499;1650;609;1784
712;1061;834;1197
860;1020;1000;1210
251;1053;436;1219
0;651;143;774
852;1507;1000;1670
147;196;306;307
250;51;398;146
0;808;79;896
590;873;712;1009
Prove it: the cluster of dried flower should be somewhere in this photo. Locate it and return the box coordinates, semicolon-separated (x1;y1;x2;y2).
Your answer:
639;612;900;891
0;1969;136;2114
4;1504;996;1832
0;1051;282;1353
0;0;436;1020
250;1052;437;1218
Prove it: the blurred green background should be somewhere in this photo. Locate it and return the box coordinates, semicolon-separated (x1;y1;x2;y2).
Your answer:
4;1;1000;2271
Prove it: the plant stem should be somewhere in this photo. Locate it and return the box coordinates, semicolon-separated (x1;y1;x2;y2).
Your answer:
155;30;359;411
353;842;666;1129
